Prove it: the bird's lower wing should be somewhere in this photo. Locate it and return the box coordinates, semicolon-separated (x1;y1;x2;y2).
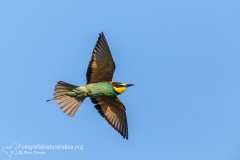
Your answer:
91;97;128;139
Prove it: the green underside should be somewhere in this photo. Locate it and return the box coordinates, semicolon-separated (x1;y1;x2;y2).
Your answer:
67;82;117;98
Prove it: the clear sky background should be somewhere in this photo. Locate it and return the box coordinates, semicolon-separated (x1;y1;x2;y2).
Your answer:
1;1;240;160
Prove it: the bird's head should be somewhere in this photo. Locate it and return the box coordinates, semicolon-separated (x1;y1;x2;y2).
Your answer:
112;82;134;94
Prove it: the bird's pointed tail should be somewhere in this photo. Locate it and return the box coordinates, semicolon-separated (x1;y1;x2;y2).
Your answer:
47;81;86;117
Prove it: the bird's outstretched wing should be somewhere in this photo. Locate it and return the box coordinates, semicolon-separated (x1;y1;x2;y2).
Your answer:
86;32;115;84
91;96;128;139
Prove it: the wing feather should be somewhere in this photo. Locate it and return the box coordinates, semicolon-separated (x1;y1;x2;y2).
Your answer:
90;97;128;139
86;32;115;84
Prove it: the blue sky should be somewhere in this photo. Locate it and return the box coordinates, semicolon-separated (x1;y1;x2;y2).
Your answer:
1;1;240;159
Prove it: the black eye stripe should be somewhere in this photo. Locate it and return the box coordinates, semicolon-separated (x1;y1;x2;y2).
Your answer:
113;83;126;88
115;85;123;88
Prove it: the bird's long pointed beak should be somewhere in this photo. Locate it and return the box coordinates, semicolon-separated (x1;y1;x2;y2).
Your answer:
126;84;134;87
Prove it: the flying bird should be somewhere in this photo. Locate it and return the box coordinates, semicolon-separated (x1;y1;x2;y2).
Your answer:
47;32;134;139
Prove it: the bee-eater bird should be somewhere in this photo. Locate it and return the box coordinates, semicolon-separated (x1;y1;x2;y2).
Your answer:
47;32;134;139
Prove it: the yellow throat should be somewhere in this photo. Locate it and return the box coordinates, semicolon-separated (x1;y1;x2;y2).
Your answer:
113;86;127;94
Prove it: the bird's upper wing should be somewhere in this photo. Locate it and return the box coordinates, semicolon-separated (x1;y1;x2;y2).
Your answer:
86;32;115;84
91;96;128;139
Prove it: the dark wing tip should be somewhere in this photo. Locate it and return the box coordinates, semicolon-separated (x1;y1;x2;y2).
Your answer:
99;32;104;39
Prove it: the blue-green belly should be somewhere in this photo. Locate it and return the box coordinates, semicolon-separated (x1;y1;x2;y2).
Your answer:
86;82;117;97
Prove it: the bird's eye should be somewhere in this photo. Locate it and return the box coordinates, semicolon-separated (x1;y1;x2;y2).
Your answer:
115;84;122;88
